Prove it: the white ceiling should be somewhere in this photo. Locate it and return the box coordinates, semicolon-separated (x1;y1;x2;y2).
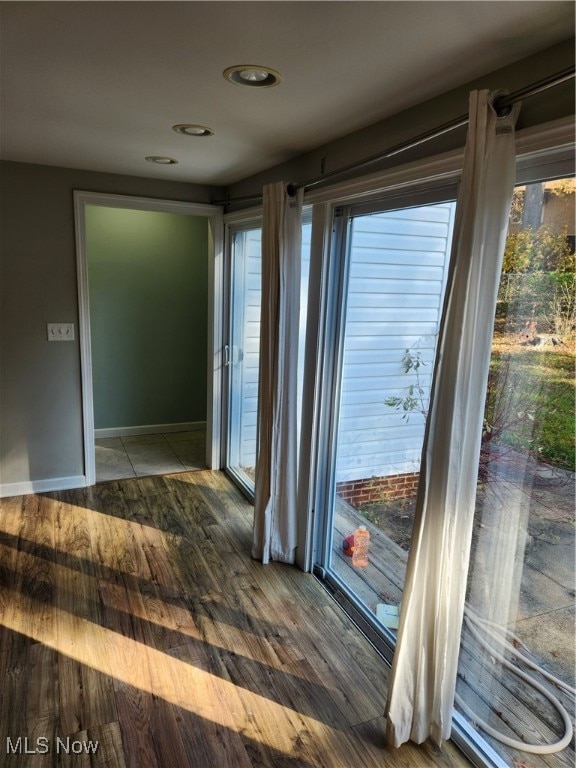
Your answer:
0;1;573;186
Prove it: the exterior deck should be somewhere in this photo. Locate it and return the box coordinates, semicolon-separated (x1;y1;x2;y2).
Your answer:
332;498;575;768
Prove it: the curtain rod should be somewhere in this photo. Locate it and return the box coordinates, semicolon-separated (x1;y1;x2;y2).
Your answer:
215;66;575;207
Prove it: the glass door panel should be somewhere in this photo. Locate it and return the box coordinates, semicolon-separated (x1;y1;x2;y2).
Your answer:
226;227;262;491
321;198;456;629
455;178;575;768
225;219;312;496
298;217;312;438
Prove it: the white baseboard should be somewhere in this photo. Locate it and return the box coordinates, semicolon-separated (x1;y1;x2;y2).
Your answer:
0;475;87;499
95;421;206;439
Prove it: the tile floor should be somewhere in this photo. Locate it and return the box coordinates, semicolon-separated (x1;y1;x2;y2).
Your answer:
95;430;207;483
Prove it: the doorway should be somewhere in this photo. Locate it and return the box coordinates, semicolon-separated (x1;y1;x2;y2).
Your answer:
74;191;223;485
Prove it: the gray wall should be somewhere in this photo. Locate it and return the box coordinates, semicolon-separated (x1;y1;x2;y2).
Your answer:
0;161;219;489
0;39;573;491
226;40;575;208
86;206;208;430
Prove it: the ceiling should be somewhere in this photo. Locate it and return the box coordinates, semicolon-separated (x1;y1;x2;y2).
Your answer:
0;1;573;187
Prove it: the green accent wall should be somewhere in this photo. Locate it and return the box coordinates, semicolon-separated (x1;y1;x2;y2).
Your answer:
86;206;208;430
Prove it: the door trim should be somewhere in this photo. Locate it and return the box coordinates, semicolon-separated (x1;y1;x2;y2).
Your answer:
73;191;223;486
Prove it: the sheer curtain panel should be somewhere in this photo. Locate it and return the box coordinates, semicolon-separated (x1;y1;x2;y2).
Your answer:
385;90;520;747
252;182;303;564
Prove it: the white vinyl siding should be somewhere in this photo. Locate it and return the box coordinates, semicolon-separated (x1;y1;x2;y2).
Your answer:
235;222;312;471
336;202;456;483
231;228;262;471
234;204;455;482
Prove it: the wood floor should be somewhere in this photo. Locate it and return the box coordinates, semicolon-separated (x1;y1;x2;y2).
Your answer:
0;470;472;767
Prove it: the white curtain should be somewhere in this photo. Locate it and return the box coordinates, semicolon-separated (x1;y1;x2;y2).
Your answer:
252;182;303;565
385;90;520;747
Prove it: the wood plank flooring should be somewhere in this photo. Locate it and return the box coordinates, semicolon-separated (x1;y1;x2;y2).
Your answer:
0;470;471;768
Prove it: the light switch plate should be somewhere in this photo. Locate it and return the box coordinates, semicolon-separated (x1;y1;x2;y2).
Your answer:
47;323;75;341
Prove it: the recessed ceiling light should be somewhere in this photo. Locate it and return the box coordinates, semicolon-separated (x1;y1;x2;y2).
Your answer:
145;156;178;165
223;65;281;88
172;124;214;137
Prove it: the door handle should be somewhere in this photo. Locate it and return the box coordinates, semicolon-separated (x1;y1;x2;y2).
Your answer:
224;344;231;366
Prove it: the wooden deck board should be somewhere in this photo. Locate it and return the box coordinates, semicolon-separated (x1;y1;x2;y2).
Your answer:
332;497;575;768
0;471;476;767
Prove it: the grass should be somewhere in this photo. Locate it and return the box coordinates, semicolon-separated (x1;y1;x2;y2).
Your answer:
485;339;575;469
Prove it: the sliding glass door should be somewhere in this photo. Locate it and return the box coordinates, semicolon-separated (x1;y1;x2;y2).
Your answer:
311;175;574;768
314;188;457;633
224;217;312;497
225;226;262;492
454;176;575;768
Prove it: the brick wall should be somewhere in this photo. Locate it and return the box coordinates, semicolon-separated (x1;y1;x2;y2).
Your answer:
336;472;420;506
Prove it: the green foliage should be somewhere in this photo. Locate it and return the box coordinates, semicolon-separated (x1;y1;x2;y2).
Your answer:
498;225;575;335
400;349;424;374
509;188;525;224
496;271;576;335
384;350;427;420
546;178;576;197
385;344;575;472
552;274;576;338
484;350;575;470
503;226;573;274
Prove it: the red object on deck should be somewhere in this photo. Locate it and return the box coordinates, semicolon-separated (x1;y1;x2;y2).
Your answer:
343;534;355;556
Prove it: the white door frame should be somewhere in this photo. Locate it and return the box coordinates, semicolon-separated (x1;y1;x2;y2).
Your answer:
73;190;224;486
